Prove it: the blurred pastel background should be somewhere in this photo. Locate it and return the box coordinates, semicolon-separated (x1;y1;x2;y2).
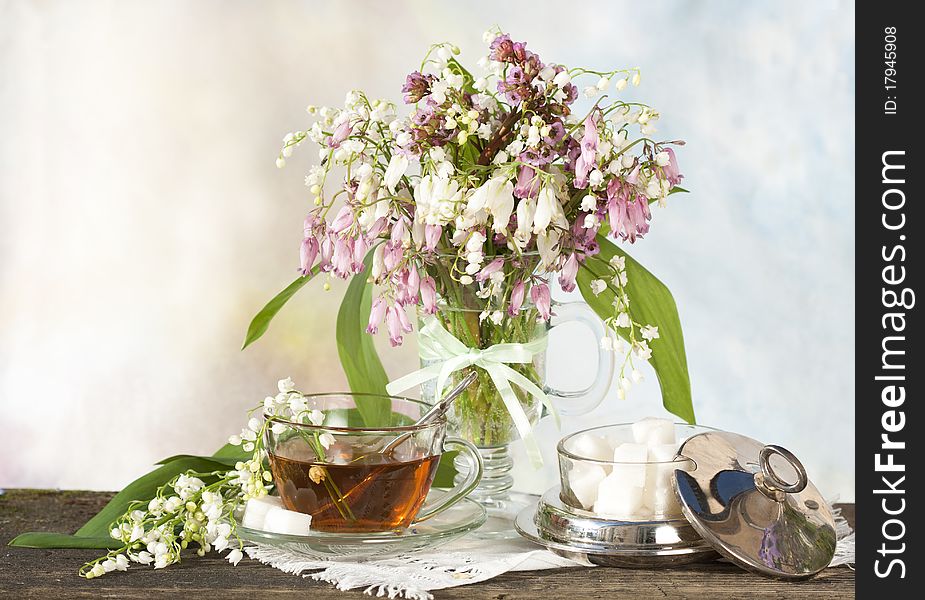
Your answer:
0;1;855;499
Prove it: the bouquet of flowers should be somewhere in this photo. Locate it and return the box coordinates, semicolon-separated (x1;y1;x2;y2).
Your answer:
247;28;693;451
26;30;696;578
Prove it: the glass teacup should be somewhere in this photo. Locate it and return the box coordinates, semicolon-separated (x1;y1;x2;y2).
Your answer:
264;393;482;533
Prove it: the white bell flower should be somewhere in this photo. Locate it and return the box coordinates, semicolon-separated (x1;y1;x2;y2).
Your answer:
532;186;567;234
516;197;537;239
536;230;561;268
467;177;514;233
414;175;463;226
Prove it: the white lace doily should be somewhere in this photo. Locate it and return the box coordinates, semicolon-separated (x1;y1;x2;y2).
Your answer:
245;503;855;600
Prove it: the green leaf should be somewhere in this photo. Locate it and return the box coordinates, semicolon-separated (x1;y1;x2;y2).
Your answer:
336;251;390;426
577;235;695;423
242;267;320;350
9;456;235;548
8;532;122;550
75;456;232;538
668;186;689;195
156;453;239;467
432;451;459;489
211;443;251;462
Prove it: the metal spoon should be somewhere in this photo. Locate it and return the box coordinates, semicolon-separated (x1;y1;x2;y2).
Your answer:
380;371;478;455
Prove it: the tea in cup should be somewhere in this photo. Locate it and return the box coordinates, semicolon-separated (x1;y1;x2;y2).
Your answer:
265;393;482;533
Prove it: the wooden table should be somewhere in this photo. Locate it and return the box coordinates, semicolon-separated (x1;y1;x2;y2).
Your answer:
0;489;854;599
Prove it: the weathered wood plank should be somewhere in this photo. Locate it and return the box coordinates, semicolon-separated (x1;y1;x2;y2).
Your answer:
0;489;855;599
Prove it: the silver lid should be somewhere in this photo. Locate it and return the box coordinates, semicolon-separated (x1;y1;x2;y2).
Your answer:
673;431;836;579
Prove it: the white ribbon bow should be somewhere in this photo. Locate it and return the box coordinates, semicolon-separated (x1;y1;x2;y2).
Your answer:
386;316;558;466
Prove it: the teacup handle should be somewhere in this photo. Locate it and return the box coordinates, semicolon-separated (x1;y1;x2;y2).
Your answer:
413;438;483;523
546;300;616;416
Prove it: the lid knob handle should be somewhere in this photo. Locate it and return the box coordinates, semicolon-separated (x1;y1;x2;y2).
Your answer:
758;444;808;494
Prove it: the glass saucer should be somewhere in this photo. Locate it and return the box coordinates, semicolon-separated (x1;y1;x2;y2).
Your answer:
238;490;486;560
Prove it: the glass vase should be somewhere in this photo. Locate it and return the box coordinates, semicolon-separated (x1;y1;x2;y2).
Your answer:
418;292;614;537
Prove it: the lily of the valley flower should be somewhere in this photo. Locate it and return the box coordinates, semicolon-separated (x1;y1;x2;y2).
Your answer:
278;377;296;393
309;465;326;484
641;325;660;341
590;279;607;295
308;409;325;426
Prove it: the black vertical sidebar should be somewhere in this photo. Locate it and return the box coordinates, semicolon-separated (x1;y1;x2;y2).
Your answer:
856;3;921;598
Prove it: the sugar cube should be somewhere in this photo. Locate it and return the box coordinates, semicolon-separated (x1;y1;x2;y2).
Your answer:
567;464;607;509
594;474;644;520
649;484;683;517
241;495;283;529
648;443;678;463
569;432;613;462
610;443;647;488
631;417;676;446
262;505;313;535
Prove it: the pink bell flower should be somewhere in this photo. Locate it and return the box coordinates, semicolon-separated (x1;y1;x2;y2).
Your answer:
326;121;352;149
383;241;403;272
330;206;354;234
514;165;541;199
476;257;505;282
353;235;368;270
606;176;651;243
319;235;334;271
303;214;320;237
331;237;355;277
424;224;442;251
396;303;414;333
367;216;388;238
386;306;404;346
299;236;319;275
420;276;437;314
391;216;409;244
531;283;551;321
558;253;579;293
509;280;525;316
573;114;599;188
366;296;387;334
405;266;420;302
660;148;683;186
